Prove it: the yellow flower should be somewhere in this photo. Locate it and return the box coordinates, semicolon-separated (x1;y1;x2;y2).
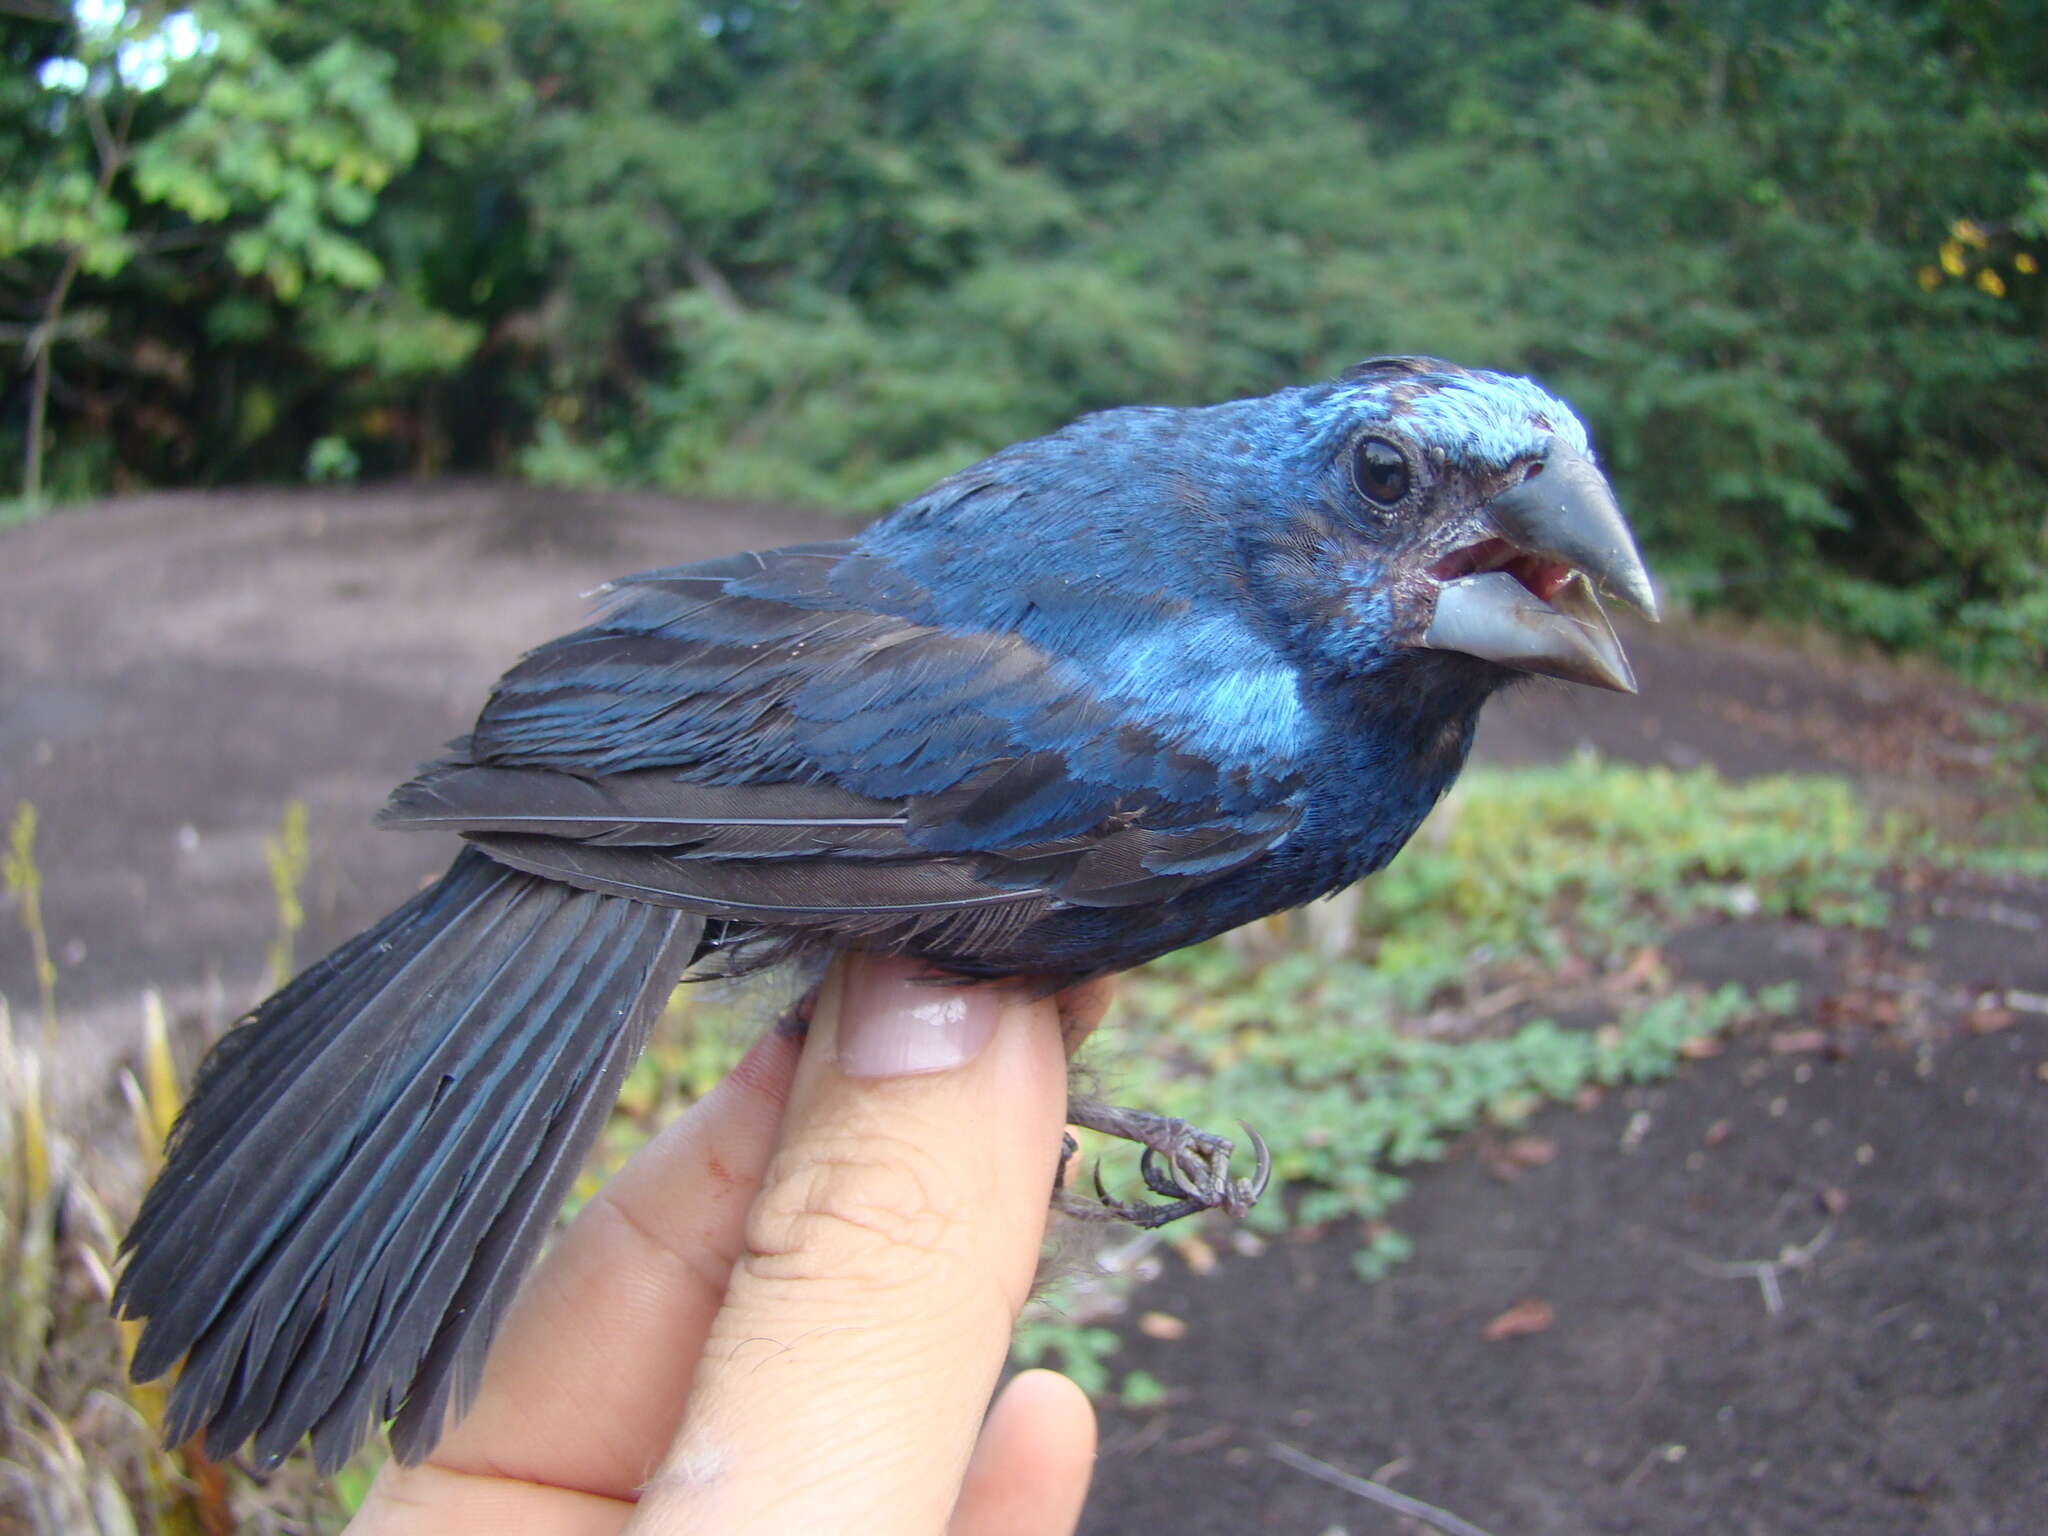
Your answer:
1951;218;1988;248
1939;240;1967;277
2017;252;2039;276
1916;265;1941;291
1976;267;2006;298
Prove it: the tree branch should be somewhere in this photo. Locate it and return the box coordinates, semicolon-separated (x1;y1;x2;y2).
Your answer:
22;88;133;500
82;88;119;174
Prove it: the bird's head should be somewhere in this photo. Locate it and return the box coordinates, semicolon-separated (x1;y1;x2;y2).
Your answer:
1235;355;1656;697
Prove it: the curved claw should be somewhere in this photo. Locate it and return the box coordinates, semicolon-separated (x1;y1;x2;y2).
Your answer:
1240;1121;1271;1192
1052;1131;1081;1202
1138;1145;1192;1201
1230;1121;1273;1217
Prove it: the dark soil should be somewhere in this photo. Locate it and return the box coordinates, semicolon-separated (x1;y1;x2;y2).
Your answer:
3;483;2045;1532
1083;973;2048;1536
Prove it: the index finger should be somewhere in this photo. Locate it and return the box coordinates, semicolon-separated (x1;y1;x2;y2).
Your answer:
626;958;1075;1534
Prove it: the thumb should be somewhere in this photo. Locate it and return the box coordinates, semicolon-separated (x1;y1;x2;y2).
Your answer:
626;954;1070;1535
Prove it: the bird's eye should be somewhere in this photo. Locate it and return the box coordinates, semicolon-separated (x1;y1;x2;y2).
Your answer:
1351;437;1411;506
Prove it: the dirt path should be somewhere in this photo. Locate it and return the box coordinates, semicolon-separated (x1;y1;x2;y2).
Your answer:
0;484;836;1116
4;484;2044;1533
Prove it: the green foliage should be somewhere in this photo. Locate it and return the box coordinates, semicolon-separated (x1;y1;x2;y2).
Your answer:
1962;708;2048;842
305;432;361;481
1365;760;1897;973
1350;1228;1415;1285
1010;1294;1123;1398
7;0;2045;676
300;288;483;378
125;15;416;300
0;0;432;501
1117;1368;1169;1409
1812;444;2048;685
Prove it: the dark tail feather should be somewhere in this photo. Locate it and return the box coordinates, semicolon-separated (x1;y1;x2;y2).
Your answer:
114;848;700;1472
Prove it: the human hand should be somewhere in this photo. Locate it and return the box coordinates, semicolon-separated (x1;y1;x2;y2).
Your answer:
347;954;1105;1535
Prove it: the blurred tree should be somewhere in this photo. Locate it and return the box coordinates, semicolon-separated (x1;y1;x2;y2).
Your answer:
1;0;2041;681
0;0;423;500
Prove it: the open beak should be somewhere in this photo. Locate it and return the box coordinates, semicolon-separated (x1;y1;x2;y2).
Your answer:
1419;440;1657;693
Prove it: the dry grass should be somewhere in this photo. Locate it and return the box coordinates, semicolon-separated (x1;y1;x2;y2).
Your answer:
0;792;759;1533
1;802;350;1534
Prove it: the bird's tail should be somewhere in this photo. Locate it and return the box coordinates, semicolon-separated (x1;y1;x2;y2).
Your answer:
114;847;701;1472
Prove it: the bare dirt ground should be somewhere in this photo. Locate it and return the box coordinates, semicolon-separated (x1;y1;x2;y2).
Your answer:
3;483;2045;1533
0;482;836;1120
1085;923;2048;1536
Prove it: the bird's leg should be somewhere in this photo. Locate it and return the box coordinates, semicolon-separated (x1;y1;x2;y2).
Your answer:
1056;1098;1271;1229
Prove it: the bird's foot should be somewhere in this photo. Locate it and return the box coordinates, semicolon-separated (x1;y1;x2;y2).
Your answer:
1057;1100;1270;1229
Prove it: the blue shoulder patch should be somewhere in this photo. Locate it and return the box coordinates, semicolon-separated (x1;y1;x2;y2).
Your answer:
1053;611;1307;769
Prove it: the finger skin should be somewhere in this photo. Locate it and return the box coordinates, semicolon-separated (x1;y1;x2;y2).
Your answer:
626;960;1072;1534
951;1370;1097;1536
349;1462;630;1536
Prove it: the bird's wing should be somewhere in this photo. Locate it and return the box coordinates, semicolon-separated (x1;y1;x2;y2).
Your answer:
380;542;1303;924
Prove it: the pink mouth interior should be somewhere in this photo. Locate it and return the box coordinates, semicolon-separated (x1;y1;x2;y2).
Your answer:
1428;537;1574;604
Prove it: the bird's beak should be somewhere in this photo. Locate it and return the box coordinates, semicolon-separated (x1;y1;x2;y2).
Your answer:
1419;440;1657;693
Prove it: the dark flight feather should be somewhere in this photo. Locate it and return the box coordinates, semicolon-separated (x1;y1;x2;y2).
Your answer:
115;849;700;1470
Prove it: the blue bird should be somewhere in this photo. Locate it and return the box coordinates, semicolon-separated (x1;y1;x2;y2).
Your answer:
115;356;1655;1472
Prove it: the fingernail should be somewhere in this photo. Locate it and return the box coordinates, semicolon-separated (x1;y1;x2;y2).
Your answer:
835;956;997;1079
